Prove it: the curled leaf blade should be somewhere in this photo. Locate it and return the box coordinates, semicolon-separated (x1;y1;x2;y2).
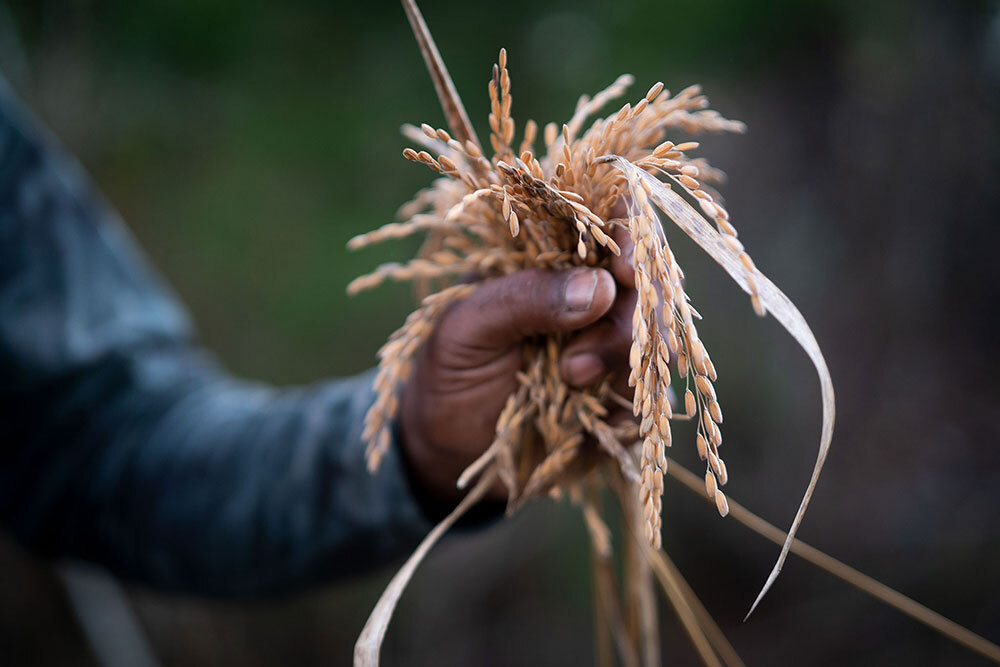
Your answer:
354;470;497;666
602;155;836;618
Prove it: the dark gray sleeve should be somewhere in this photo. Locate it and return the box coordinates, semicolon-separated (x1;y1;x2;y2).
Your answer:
0;75;435;597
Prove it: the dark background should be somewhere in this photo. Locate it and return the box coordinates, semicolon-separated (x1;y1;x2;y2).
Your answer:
1;0;998;665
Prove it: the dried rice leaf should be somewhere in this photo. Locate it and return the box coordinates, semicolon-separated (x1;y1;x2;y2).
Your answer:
591;524;640;667
600;156;836;618
354;470;497;666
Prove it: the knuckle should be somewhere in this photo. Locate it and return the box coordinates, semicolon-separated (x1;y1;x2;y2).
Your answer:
499;270;556;328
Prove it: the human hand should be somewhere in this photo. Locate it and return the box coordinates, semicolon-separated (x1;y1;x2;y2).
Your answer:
398;229;638;503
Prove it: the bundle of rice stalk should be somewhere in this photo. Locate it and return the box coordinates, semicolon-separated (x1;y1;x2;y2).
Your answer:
349;2;835;665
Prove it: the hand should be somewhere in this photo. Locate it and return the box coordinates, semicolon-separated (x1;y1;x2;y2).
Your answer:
398;228;637;502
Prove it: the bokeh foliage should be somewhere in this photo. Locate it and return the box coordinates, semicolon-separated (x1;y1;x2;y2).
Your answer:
1;1;998;665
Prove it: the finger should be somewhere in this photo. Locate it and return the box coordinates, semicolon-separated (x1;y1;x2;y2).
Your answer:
561;286;636;387
562;351;605;388
609;225;635;288
439;268;616;351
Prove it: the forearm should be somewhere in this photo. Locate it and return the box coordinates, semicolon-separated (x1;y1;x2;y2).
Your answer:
1;347;434;596
0;74;440;596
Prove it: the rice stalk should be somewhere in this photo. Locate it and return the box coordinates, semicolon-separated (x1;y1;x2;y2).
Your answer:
585;485;640;667
645;548;744;667
664;457;1000;665
646;546;723;667
618;476;660;667
350;1;841;664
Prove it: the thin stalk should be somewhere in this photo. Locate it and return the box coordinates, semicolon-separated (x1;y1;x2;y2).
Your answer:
401;0;480;150
618;475;660;667
665;457;1000;665
586;484;639;667
593;548;640;667
646;545;722;667
590;519;615;667
649;548;745;667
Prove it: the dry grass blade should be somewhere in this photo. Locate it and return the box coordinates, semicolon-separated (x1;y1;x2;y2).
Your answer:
592;556;615;667
602;156;836;616
400;0;480;150
354;469;497;667
611;471;741;667
583;482;616;667
664;457;1000;665
590;527;640;667
619;481;660;667
636;555;660;667
456;441;498;490
583;482;641;667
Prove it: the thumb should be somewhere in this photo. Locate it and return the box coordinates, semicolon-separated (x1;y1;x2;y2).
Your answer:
438;268;616;351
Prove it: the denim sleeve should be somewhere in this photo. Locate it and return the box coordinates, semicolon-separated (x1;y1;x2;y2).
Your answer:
0;75;435;597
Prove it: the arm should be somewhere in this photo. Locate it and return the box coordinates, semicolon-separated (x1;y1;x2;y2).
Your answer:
0;77;433;596
0;74;638;598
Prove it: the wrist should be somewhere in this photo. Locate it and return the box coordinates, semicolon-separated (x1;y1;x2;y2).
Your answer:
395;387;505;526
398;381;464;505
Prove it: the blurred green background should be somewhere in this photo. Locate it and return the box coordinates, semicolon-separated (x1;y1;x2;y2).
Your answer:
1;0;998;665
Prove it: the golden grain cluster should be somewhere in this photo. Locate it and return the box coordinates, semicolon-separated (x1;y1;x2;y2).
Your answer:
350;49;750;544
351;3;836;665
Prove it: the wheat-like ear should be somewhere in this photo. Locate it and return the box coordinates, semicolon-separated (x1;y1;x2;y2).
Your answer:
401;0;481;151
353;7;997;661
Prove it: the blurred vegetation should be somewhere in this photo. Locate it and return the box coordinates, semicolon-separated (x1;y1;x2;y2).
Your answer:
1;0;871;384
1;0;998;665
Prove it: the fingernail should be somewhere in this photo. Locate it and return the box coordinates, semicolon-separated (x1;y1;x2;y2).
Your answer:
565;353;604;386
565;270;597;311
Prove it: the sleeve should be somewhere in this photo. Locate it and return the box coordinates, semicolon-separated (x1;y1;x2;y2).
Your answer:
0;74;437;597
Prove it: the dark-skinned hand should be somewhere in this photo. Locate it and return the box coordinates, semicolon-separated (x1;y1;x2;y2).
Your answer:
399;228;637;502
